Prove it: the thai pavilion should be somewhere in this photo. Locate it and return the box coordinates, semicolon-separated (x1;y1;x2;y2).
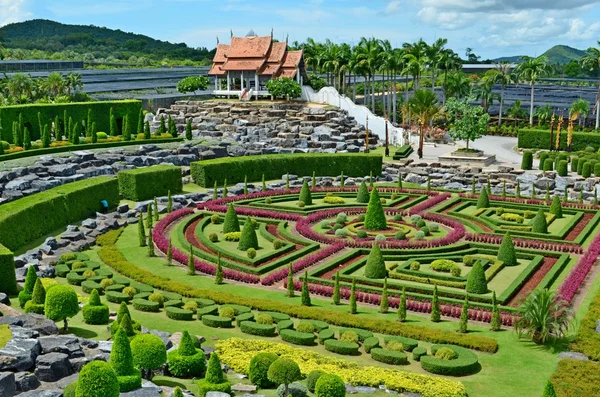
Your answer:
208;30;306;99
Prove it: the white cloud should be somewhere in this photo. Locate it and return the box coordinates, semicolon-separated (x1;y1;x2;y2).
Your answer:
0;0;31;26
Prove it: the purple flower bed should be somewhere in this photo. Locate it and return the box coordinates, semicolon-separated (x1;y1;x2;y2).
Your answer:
558;232;600;302
465;233;583;254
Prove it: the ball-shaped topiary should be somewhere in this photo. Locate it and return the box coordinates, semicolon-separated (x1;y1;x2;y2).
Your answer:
315;374;346;397
256;314;273;325
340;331;359;344
167;330;206;378
497;232;518;266
122;286;137;299
247;248;257;259
183;300;198;313
148;292;165;307
110;328;142;392
356;180;369;203
198;353;231;396
173;387;184;397
249;352;279;389
131;334;167;376
276;383;308;397
238;219;259;251
466;261;488;294
364;242;387;279
210;214;221;224
24;278;46;314
72;261;86;270
364;187;387;230
307;370;326;393
100;278;114;289
76;360;120;397
219;306;236;319
356;230;368;239
435;347;458;360
268;358;302;397
82;289;110;325
44;284;79;330
223;204;241;234
83;269;96;279
299;180;313;206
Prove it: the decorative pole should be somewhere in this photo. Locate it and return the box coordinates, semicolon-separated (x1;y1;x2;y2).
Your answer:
549;112;555;151
385;117;390;157
556;114;563;151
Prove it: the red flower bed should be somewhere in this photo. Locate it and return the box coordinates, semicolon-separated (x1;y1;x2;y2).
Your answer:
558;232;600;303
465;233;583;254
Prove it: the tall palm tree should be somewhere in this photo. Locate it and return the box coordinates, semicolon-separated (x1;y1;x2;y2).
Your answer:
476;73;501;114
407;89;442;159
7;73;33;101
516;56;550;127
439;49;462;105
489;62;514;126
356;37;383;112
64;72;83;96
444;71;471;99
580;42;600;130
570;98;590;128
45;72;64;98
534;104;552;126
425;38;448;93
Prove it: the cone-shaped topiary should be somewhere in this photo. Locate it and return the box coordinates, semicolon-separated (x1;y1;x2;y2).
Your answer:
167;330;206;378
76;360;120;397
542;381;556;397
19;266;38;307
349;278;357;314
223;204;240;233
466;261;488;294
550;196;562;218
238;220;259;251
458;295;469;333
332;271;340;305
146;205;153;229
431;285;440;322
286;264;295;298
380;278;389;313
215;255;223;284
531;208;548;234
398;286;407;322
179;330;197;356
356;180;369;203
498;232;518;266
147;228;155;257
110;328;142;392
187;246;195;275
119;313;136;337
301;271;311;306
83;289;109;325
364;187;387;230
138;213;146;247
299;180;313;206
198;353;231;396
25;278;46;314
365;242;387;279
490;291;501;332
477;187;489;209
249;352;279;389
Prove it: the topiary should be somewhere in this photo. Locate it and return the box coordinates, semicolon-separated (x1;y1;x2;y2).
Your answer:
364;187;387;230
414;231;425;240
63;382;77;397
531;208;548;234
72;261;86;270
109;328;142;392
223;204;241;234
167;330;205;378
340;331;359;344
249;352;279;389
82;289;110;325
210;214;221;224
131;334;167;378
122;286;137;299
148;292;165;307
583;161;592;178
356;180;369;203
83;269;96;279
558;160;568;176
498;232;518;266
276;383;307;397
477;187;489;209
256;314;273;325
299;180;313;206
315;374;346;397
183;300;198;313
19;266;38;308
435;347;458;360
395;231;406;240
247;248;257;259
273;239;284;250
198;353;231;396
218;306;236;319
521;151;533;170
307;370;326;393
110;302;141;336
76;360;120;397
173;387;184;397
466;261;488;294
364;242;387;279
44;284;79;330
296;321;315;333
100;278;114;289
550;196;563;218
356;230;368;239
268;358;302;397
209;232;218;242
410;261;420;270
543;158;554;172
238;219;259;251
386;341;404;352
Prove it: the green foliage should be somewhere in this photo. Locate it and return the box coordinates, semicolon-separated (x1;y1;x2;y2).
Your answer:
490;291;501;332
364;187;387;230
167;331;205;377
266;77;302;99
466;261;488;294
332;271;341;305
458;296;469;333
286;264;294;298
249;352;279;389
307;370;326;393
349;278;357;314
280;329;316;346
267;357;302;396
364;242;387;279
118;165;182;201
190;153;382;187
518;128;600;151
550;360;600;397
315;374;346;397
431;286;440;322
76;361;120;397
531;208;548;233
44;284;79;329
301;271;311;306
445;97;489;147
515;288;570;344
550;196;563;218
299;180;313;206
583;162;592;178
435;347;458;360
222;204;240;234
398;287;407;322
421;344;479;376
138;213;146;247
498;232;518;266
238;219;259;251
371;348;409;365
131;334;167;372
477;187;489;209
177;76;210;94
83;290;109;324
19;265;37;306
380;278;389;313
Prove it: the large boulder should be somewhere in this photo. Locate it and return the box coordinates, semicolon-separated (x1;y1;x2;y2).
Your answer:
15;371;41;393
0;314;59;336
120;380;162;397
38;335;84;358
0;372;15;396
0;337;41;371
16;391;63;397
34;352;74;382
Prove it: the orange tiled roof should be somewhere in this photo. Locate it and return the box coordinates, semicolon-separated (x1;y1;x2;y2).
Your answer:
267;42;286;63
213;44;230;63
208;63;226;76
277;68;298;79
260;63;282;76
226;36;272;58
282;50;303;68
221;58;266;71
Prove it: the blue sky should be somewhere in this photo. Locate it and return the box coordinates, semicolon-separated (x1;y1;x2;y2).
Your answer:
4;0;600;58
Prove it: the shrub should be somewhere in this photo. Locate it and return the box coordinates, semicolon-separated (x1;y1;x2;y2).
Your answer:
118;165;182;201
277;319;295;332
307;370;326;393
132;299;160;313
451;267;461;277
45;284;79;330
477;188;490;209
430;259;457;273
110;328;142;392
247;248;257;259
550;359;600;397
386;341;404;352
76;360;120;397
210;214;221;224
410;261;420;271
462;255;475;266
364;242;386;279
324;339;360;355
414;231;425;240
218;306;236;319
208;232;218;243
148;292;165;307
364;187;387;230
273;239;284;250
335;229;347;237
167;331;205;378
202;315;233;328
371;348;409;365
294;321;314;333
299;180;313;206
318;329;335;344
500;213;523;223
224;232;241;242
395;231;406;240
531;208;548;234
435;347;458;360
198;353;231;396
66;272;86;286
413;346;427;361
466;261;488;294
100;278;114;289
276;383;307;397
340;331;359;344
297;201;305;208
521;151;533;170
240;321;276;336
249;352;279;389
583;162;592;178
383;336;419;352
106;291;130;304
429;223;439;232
83;290;110;324
315;374;346;397
550;196;563;218
558;160;568;176
238;220;259;251
420;344;479;376
131;334;167;374
498;233;518;266
363;337;380;353
356;230;368;238
375;234;386;242
165;307;194;321
122;286;137;299
280;329;316;346
543;158;554;171
72;261;85;270
183;300;198;313
222;204;240;234
339;328;373;342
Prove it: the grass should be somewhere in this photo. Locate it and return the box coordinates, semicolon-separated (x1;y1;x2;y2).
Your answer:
0;325;12;348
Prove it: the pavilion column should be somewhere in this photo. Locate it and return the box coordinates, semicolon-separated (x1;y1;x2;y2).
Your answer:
227;72;231;98
241;71;244;90
255;74;259;98
215;77;218;91
296;69;300;84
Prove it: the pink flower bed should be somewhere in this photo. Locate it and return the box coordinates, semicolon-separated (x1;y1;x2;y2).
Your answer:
465;233;583;254
459;192;599;210
558;232;600;302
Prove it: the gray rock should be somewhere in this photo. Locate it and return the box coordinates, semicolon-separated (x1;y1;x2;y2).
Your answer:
38;335;84;358
206;393;231;397
81;219;97;229
0;337;41;371
148;330;173;349
15;371;40;392
557;351;589;361
120;380;162;397
117;203;130;213
0;372;15;396
35;352;73;382
97;341;114;353
17;391;63;397
0;293;8;304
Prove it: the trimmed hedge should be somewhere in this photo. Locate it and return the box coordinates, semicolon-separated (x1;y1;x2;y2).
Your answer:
82;304;109;325
221;304;252;315
117;165;182;201
164;300;184;308
383;336;419;352
305;319;329;331
132;299;160;312
518;128;600;151
392;145;414;160
0;176;119;252
363;337;380;353
236;312;255;326
277;320;295;332
240;321;277;336
192;298;215;308
196;305;219;318
167;349;206;378
191;153;383;187
0;246;17;295
318;329;335;344
339;328;373;342
550;359;600;397
324;339;360;355
106;291;130;304
260;311;290;323
202;315;234;328
81;280;103;295
165;307;194;321
412;346;427;361
371;348;409;365
280;329;316;346
420;344;480;376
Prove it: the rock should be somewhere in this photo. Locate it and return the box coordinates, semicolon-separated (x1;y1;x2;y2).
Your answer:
0;293;8;304
0;337;41;371
0;372;15;396
557;352;589;361
53;372;79;389
206;393;231;397
148;330;173;349
117;203;130;213
120;380;162;397
35;352;73;382
232;384;257;393
97;341;113;353
15;371;41;392
38;335;84;358
405;173;426;184
17;391;63;397
81;219;97;229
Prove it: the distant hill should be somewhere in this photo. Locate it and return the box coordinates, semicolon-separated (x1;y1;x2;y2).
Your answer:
0;19;214;62
493;45;587;65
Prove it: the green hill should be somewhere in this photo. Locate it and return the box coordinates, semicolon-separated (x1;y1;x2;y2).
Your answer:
541;45;586;64
0;19;214;63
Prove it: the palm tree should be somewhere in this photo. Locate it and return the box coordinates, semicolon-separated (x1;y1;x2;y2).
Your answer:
355;37;383;112
477;72;501;114
580;42;600;130
516;56;550;127
407;89;442;159
7;73;33;102
439;49;462;105
570;98;590;128
64;72;83;96
444;71;471;99
491;62;514;126
514;289;570;344
425;38;448;93
535;104;552;126
45;72;64;98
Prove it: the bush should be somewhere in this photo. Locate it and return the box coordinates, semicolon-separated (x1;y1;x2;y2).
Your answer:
307;370;326;393
363;337;380;353
148;292;165;307
198;353;231;396
165;307;194;321
375;234;386;242
318;329;335;344
222;204;240;234
521;151;533;170
371;348;409;365
558;160;569;176
410;261;420;270
296;321;315;333
167;331;205;378
386;340;404;352
339;328;373;342
202;315;233;328
83;290;110;324
122;286;137;298
498;233;518;266
531;208;548;234
118;165;182;201
276;383;307;397
420;345;479;376
299;180;313;206
435;347;458;360
430;259;457;273
280;329;316;346
247;248;257;259
132;299;160;313
273;239;284;250
324;339;360;355
218;306;236;319
131;334;167;373
315;374;346;397
413;346;427;361
395;231;406;240
583;162;592;178
364;187;387;230
364;242;386;279
100;278;114;289
66;272;86;286
210;214;221;225
240;321;276;336
550;359;600;397
106;291;131;304
63;382;77;397
110;328;142;392
277;319;295;332
383;336;419;352
183;300;198;313
249;352;279;389
543;158;554;171
340;331;359;344
335;229;347;237
238;220;259;251
208;232;218;242
197;305;219;318
466;261;488;294
414;231;425;240
45;284;79;330
76;360;120;397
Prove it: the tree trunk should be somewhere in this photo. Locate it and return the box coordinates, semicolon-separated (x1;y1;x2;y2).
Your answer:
499;85;504;126
393;72;397;124
418;123;424;159
596;98;600;130
529;83;535;127
443;70;448;106
63;319;68;332
431;68;436;93
405;73;409;102
372;75;376;112
353;74;356;102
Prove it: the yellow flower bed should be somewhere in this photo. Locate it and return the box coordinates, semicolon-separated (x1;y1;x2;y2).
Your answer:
216;338;467;397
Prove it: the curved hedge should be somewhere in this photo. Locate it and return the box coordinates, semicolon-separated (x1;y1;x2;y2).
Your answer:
191;153;383;187
66;272;86;286
165;307;194;321
236;312;255;326
132;299;160;313
339;328;373;342
240;321;277;337
383;336;419;352
81;280;103;294
280;329;316;346
105;284;126;292
371;348;409;365
202;315;233;328
324;339;360;356
412;346;427;362
106;291;130;304
363;337;380;353
277;320;294;332
164;300;184;308
420;345;480;376
55;264;70;277
221;304;252;315
318;329;335;345
306;319;329;331
197;305;219;318
193;298;216;308
133;292;152;300
259;311;290;323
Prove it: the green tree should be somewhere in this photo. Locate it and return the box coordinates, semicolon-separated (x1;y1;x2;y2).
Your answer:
167;190;173;213
76;361;120;397
187;246;195;275
176;75;210;94
299;180;313;205
215;253;223;284
244;176;248;195
110;327;141;391
380;278;389;313
349;277;357;314
23;127;31;149
185;119;192;140
490;291;501;331
249;352;279;389
45;284;79;330
131;334;166;380
498;232;518;266
144;120;151;139
516;56;550;126
266;78;302;100
466;261;488;294
168;115;177;136
431;285;440;322
364;187;387;230
532;208;548;234
159;116;166;135
458;295;469;333
580;42;600;130
137;107;143;136
364;242;387;279
138;213;146;247
146;205;153;229
356;180;369;203
477;187;489;209
198;353;231;395
147;227;155;257
301;271;311;306
90;122;97;143
398;286;407;322
267;358;301;397
542;381;557;397
446;96;490;149
515;289;571;344
153;197;159;221
286;264;295;298
173;387;184;397
238;219;259;251
408;89;442;159
109;108;118;136
332;271;341;305
262;174;267;191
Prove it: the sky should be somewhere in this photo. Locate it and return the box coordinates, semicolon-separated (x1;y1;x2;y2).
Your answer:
3;0;600;59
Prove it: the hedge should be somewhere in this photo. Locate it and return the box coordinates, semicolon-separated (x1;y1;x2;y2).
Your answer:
66;272;86;286
192;298;216;308
221;304;252;315
420;345;480;376
392;145;414;160
196;305;219;318
240;321;277;336
339;328;373;342
82;304;109;324
166;307;194;321
276;320;295;332
236;312;255;326
132;299;160;312
413;346;427;361
117;165;182;201
0;246;17;295
0;100;141;143
0;176;119;252
202;315;234;328
371;348;409;365
305;319;330;331
81;280;103;295
518;128;600;151
570;280;600;360
55;264;70;278
106;291;131;304
97;229;499;353
190;153;383;187
318;329;335;344
106;284;126;292
324;339;360;356
550;359;600;397
383;336;419;352
164;300;184;308
259;311;290;323
279;329;316;346
363;337;380;353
